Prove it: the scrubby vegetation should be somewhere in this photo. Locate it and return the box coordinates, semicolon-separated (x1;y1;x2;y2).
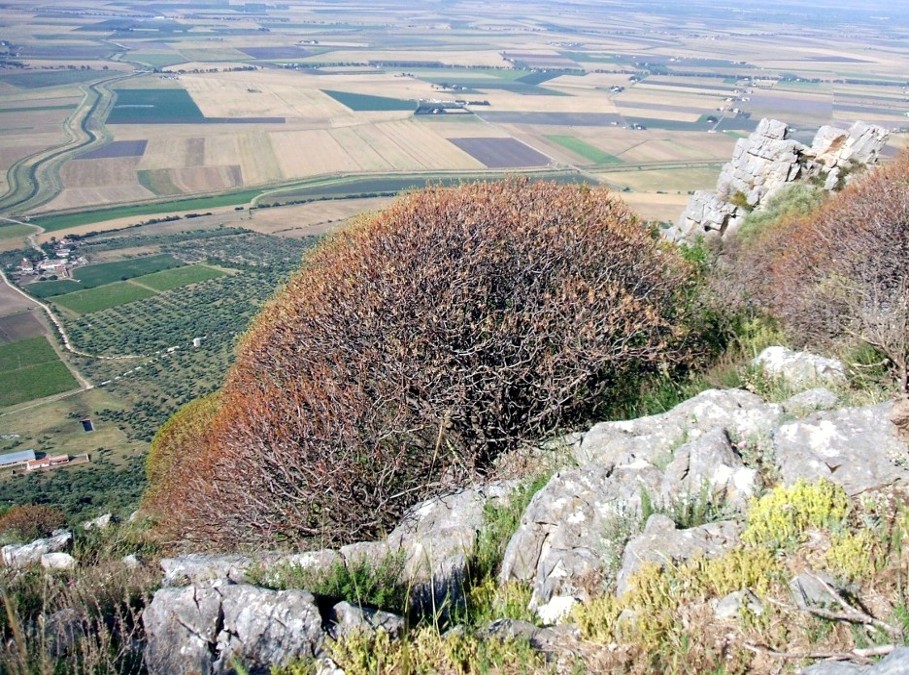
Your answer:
5;152;909;673
569;480;909;673
144;178;712;549
721;151;909;393
0;505;67;543
0;523;160;675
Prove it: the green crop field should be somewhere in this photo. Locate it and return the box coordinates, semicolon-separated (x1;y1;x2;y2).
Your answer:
546;136;624;164
53;282;157;314
0;335;57;372
129;52;188;68
25;280;82;298
136;264;226;291
322;90;415;111
0;336;78;407
0;70;105;89
34;189;264;231
106;88;205;125
73;254;183;288
0;224;33;240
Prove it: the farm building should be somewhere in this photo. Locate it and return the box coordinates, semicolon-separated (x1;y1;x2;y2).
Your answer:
0;449;36;469
38;260;67;275
25;454;70;472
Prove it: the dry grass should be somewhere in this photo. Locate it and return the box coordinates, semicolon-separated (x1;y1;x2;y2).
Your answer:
303;49;511;68
60;158;143;189
0;285;39;316
37;186;157;214
247;197;394;236
619;192;691;223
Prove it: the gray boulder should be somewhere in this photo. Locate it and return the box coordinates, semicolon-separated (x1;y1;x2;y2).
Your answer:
41;552;76;571
811;125;851;167
340;541;389;567
674;190;745;239
81;513;116;531
329;601;405;640
782;389;841;417
500;463;663;605
714;589;763;620
615;514;740;596
575;388;781;467
143;583;323;675
160;553;259;587
716;118;803;207
752;346;847;391
789;571;842;611
2;531;72;568
482;618;579;652
774;403;909;495
387;482;515;612
838;121;891;166
660;427;757;508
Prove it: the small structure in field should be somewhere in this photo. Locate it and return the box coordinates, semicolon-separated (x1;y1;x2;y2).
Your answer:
26;455;71;471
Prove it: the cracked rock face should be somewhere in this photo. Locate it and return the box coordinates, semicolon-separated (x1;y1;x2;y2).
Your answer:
387;482;516;613
615;514;740;596
499;379;908;608
143;583;323;675
669;117;889;241
774;403;909;495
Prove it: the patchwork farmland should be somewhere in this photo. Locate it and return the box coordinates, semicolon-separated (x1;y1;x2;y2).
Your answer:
0;0;903;232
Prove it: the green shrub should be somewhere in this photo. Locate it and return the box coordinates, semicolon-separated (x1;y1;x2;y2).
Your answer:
251;552;408;614
735;183;825;242
146;179;709;549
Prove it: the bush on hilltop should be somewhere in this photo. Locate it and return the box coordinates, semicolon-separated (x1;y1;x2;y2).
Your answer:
144;178;710;549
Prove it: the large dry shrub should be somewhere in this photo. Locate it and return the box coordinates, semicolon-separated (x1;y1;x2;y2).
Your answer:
0;505;67;543
146;179;706;549
724;151;909;391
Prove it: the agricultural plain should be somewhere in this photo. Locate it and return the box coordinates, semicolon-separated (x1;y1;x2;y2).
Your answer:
0;0;905;235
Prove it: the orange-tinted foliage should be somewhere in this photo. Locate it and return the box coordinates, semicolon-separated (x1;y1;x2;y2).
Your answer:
0;504;67;542
727;151;909;390
146;179;705;549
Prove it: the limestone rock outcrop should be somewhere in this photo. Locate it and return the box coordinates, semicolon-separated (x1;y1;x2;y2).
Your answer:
138;346;909;673
752;346;848;390
144;583;324;675
2;531;72;569
670;118;889;241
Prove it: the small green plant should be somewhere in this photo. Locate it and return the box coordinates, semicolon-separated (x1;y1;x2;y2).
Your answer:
742;479;850;549
644;484;730;531
457;472;552;628
251;552;408;614
729;190;753;210
728;429;777;486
